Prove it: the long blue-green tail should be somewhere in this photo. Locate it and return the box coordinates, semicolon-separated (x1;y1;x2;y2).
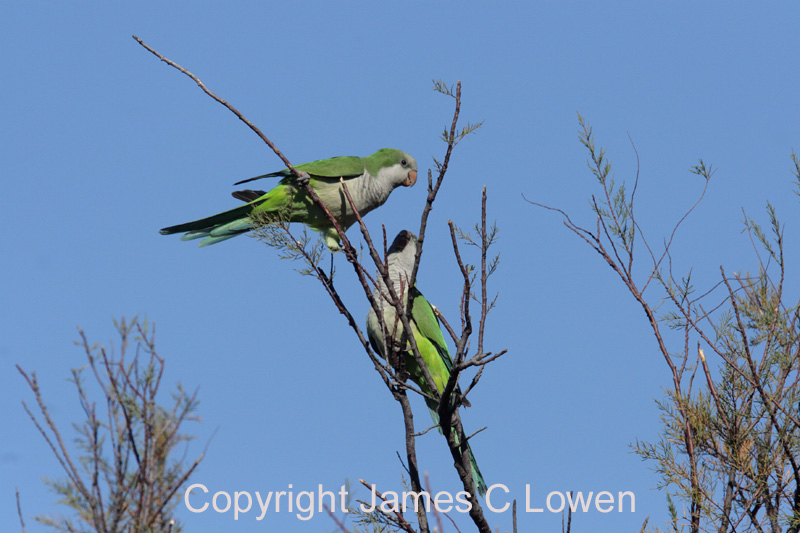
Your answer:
159;189;270;246
424;399;487;496
465;443;487;497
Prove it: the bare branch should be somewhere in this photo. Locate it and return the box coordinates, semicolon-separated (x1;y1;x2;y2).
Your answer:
16;488;26;533
132;35;298;176
358;479;418;533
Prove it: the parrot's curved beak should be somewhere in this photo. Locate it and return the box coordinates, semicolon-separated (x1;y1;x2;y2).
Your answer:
402;170;417;187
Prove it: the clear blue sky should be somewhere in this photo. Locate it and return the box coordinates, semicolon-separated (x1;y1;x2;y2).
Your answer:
2;2;799;531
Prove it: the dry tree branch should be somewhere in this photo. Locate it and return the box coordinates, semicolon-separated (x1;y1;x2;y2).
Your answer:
136;38;504;532
17;368;92;503
18;318;203;531
477;188;490;355
412;81;464;287
133;35;296;174
132;35;355;265
721;266;800;495
340;80;498;531
135;36;437;529
534;117;800;532
323;504;351;533
16;488;27;533
447;220;473;347
531;119;712;531
424;473;446;533
358;479;418;533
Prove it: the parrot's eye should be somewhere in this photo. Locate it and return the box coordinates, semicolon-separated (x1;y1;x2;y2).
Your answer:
401;159;407;166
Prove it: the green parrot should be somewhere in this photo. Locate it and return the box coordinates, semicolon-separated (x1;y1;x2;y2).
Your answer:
366;230;487;496
160;148;418;251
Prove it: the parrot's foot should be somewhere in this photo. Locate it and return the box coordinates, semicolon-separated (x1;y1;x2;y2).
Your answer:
296;171;311;187
325;237;342;253
324;229;342;252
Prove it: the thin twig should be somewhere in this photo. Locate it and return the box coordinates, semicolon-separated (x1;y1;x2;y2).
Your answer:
16;488;26;533
425;473;445;533
132;36;297;175
358;479;417;533
324;504;351;533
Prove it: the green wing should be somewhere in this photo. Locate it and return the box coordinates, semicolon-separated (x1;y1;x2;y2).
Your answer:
235;156;366;185
410;287;486;496
297;155;366;177
410;287;453;377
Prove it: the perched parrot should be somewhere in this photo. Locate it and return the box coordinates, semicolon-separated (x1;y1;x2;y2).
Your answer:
160;148;418;251
366;230;487;496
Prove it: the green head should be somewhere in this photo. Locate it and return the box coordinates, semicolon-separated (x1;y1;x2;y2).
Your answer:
365;148;418;187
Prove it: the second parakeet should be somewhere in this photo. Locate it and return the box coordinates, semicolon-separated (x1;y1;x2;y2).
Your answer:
366;230;487;496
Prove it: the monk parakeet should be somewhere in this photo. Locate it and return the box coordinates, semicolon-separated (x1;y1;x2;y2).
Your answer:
160;148;418;251
366;230;487;496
